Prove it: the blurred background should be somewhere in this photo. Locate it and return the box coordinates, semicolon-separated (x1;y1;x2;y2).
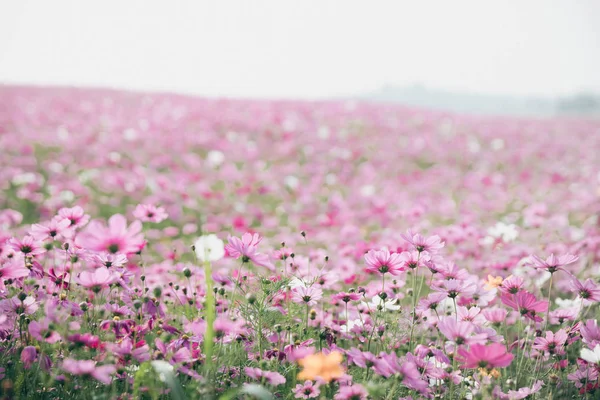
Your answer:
1;0;599;116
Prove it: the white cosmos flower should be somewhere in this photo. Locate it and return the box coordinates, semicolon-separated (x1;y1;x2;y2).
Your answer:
206;150;225;168
483;222;519;244
194;234;225;262
341;319;363;334
288;277;308;289
555;297;580;309
151;360;174;382
581;344;600;364
362;296;401;311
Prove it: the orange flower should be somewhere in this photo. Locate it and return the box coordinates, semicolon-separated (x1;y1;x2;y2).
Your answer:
484;275;503;290
297;351;344;382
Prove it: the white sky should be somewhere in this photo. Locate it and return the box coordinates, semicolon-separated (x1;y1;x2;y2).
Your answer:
0;0;599;99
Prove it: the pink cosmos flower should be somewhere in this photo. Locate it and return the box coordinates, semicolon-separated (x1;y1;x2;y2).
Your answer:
570;278;600;302
499;275;524;295
400;230;445;254
109;338;151;363
20;346;38;369
244;367;286;386
30;217;72;241
580;319;600;347
9;235;46;256
549;308;579;325
364;249;405;275
529;253;578;273
457;343;514;369
61;358;116;385
293;380;320;399
372;353;428;393
29;319;62;343
292;286;323;306
500;291;548;322
482;308;508;324
416;292;447;313
77;214;145;254
94;253;128;268
568;366;599;389
1;296;38;316
533;329;567;355
225;233;274;270
432;279;476;299
457;306;486;325
494;380;544;400
58;206;90;228
133;204;168;223
332;292;361;304
395;360;429;393
436;261;469;281
78;267;117;290
0;259;30;281
334;384;368;400
437;318;487;345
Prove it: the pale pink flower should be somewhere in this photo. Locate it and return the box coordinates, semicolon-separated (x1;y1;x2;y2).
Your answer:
364;249;405;276
529;253;578;273
62;358;116;384
225;233;274;270
77;214;145;255
78;267;117;290
133;204;168;223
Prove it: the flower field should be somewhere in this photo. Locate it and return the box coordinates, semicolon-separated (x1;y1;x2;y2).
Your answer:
1;85;600;399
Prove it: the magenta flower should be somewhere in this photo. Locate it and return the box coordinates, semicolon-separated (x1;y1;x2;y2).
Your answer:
364;249;405;275
78;267;117;290
77;214;145;255
500;291;548;322
457;343;514;369
529;253;578;273
61;358;116;384
133;204;168;223
225;233;274;270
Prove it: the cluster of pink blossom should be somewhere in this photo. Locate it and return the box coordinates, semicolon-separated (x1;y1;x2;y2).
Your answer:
0;86;600;399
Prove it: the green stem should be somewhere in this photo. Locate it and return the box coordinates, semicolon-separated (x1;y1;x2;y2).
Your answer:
203;259;216;375
544;273;554;332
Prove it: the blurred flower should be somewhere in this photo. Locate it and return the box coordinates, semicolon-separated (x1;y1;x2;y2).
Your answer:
457;343;514;369
580;344;600;364
297;351;344;382
194;234;225;262
133;204;168;223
